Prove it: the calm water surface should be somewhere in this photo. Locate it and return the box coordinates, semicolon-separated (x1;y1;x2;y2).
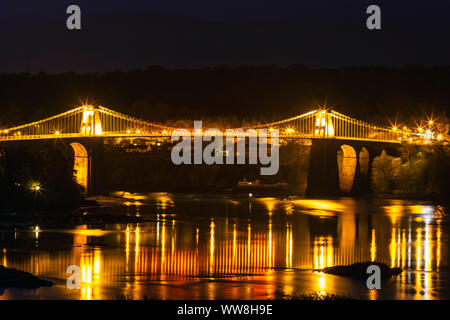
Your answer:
0;193;449;300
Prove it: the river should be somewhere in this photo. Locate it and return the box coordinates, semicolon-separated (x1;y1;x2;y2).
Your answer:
0;192;448;300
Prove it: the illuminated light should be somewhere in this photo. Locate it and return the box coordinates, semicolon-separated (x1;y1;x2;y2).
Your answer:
409;137;413;142
34;225;40;240
127;130;131;134
318;273;326;290
136;130;141;134
285;128;294;134
80;107;102;135
162;130;167;135
209;220;215;274
428;120;433;125
3;130;8;134
315;129;319;135
398;137;402;140
55;131;60;135
71;142;88;191
249;193;252;198
31;182;41;192
269;128;274;132
95;123;103;135
418;127;423;133
321;117;326;127
327;119;335;137
403;126;407;130
392;127;397;131
437;134;443;141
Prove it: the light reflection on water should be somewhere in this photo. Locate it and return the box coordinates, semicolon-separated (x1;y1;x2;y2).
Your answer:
0;193;448;300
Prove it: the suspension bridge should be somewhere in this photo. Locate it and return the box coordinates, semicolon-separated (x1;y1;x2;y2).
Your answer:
0;106;444;196
0;105;433;143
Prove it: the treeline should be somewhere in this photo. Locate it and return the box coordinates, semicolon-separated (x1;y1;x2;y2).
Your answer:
1;65;449;129
0;143;84;213
371;144;450;197
104;140;310;192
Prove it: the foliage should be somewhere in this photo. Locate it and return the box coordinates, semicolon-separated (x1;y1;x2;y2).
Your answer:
0;143;84;213
104;141;310;192
0;66;449;129
371;145;450;197
371;151;396;193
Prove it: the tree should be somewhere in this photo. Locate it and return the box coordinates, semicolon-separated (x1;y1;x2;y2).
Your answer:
371;151;396;193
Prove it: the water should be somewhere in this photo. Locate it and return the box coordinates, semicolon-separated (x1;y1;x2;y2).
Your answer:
0;193;449;300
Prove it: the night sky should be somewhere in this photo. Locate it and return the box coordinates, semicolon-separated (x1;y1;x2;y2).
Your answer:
1;0;449;73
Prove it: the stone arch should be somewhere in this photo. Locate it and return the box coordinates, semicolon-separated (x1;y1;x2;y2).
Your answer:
70;142;88;192
359;147;370;176
337;144;357;193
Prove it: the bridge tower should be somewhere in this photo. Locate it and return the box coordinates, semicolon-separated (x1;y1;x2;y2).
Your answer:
69;106;106;195
313;110;334;138
80;106;103;136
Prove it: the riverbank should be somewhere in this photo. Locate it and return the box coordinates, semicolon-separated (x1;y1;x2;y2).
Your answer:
0;266;53;289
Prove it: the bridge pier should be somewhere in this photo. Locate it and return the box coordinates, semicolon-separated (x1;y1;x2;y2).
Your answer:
70;138;107;196
87;139;107;196
305;139;399;196
306;139;340;196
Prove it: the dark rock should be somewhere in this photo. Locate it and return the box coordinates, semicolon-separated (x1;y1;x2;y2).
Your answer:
0;265;53;288
318;262;402;279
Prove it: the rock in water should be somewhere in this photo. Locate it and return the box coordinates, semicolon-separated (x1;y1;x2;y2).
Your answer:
0;265;53;288
320;262;402;278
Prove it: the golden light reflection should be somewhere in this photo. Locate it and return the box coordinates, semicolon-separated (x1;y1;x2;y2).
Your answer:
385;204;404;225
78;247;102;300
314;236;333;269
424;224;432;272
292;199;343;216
156;193;174;210
258;198;277;215
416;228;422;270
401;230;406;267
285;223;292;268
210;220;215;275
135;224;140;276
2;248;6;267
0;201;447;300
233;224;237;259
126;225;130;273
370;229;376;261
268;220;273;268
437;223;441;270
317;272;326;296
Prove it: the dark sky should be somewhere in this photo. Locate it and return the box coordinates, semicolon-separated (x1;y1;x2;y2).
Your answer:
1;0;449;73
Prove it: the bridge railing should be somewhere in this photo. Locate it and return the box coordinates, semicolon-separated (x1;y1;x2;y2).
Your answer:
329;111;402;143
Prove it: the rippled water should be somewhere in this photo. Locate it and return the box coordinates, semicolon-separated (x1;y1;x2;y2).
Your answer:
0;193;449;300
